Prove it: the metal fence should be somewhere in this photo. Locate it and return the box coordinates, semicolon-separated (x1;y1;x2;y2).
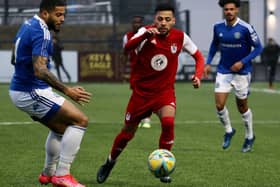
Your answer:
0;1;114;25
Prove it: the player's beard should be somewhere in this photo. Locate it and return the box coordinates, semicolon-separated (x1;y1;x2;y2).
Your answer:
225;14;236;23
47;19;60;32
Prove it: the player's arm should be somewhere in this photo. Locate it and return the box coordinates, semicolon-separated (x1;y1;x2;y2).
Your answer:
32;56;91;104
182;33;204;88
240;29;263;64
232;29;263;72
124;27;158;51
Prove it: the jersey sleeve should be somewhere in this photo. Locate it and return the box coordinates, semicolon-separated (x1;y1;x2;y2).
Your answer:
124;27;148;51
240;26;263;64
182;33;204;79
182;33;198;55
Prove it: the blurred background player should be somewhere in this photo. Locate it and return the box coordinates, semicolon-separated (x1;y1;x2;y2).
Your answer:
204;0;263;152
261;38;280;89
9;0;91;186
52;33;71;82
97;3;204;184
122;15;151;128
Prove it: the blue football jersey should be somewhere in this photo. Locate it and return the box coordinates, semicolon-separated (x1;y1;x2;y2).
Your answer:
206;18;263;74
10;15;53;91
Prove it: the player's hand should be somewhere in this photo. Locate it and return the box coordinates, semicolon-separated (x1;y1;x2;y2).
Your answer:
65;86;92;105
203;64;211;79
191;75;201;89
231;61;243;72
146;27;160;36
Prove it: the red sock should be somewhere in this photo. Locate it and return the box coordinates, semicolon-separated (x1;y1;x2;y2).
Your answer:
159;116;175;150
110;130;134;160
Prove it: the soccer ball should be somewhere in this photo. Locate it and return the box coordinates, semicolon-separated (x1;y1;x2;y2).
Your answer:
147;149;176;178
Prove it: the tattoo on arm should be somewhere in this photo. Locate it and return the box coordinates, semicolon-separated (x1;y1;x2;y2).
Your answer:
32;56;68;94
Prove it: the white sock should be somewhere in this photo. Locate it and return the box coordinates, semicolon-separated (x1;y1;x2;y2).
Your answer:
217;107;233;133
241;109;253;139
55;125;86;176
43;131;62;176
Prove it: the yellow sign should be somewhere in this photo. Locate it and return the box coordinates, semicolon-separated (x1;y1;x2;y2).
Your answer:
79;52;115;81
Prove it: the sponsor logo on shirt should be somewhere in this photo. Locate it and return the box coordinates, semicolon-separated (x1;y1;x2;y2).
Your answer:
221;43;242;48
150;54;168;71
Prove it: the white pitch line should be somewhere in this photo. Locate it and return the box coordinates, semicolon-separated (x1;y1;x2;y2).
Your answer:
0;120;279;126
251;88;280;94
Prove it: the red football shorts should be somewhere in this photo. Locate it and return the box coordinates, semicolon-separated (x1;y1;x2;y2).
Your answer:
124;90;176;125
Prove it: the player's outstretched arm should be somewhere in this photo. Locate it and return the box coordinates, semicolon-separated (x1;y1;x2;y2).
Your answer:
64;86;91;105
124;27;159;51
32;56;92;105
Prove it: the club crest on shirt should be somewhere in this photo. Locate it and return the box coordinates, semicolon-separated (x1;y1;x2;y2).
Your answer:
234;32;241;39
151;54;168;71
170;43;177;54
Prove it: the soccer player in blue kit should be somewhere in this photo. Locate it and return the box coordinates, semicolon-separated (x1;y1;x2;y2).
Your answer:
9;0;91;186
204;0;263;152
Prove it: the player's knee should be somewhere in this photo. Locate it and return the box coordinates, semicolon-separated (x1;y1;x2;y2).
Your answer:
238;106;248;114
216;104;225;111
77;114;89;128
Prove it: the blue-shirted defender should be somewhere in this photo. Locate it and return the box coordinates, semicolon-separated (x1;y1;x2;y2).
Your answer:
9;0;91;186
204;0;263;153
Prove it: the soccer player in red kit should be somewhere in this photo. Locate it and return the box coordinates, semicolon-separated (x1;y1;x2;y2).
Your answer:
97;3;204;183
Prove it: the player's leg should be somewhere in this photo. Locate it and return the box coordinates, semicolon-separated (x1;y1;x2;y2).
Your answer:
215;93;234;133
97;92;146;183
157;106;175;183
215;73;235;149
236;98;255;152
269;64;276;89
156;105;175;151
233;74;255;152
96;121;139;184
46;99;88;187
9;88;87;186
39;131;62;185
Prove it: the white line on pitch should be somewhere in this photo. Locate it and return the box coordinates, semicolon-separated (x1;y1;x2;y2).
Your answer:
0;120;279;126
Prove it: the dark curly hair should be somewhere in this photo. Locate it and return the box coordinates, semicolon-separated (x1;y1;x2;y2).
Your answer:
40;0;66;12
155;3;175;14
218;0;240;8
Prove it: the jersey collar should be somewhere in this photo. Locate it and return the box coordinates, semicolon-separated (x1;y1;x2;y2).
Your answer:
34;14;48;28
224;17;240;27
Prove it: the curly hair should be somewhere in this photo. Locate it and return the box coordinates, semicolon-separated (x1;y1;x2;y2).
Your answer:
218;0;240;8
40;0;66;12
